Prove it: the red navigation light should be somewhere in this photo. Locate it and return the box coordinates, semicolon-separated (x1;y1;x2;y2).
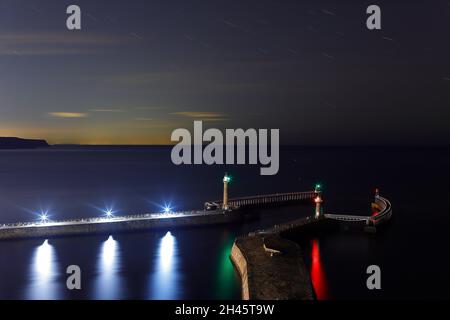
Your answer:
314;196;322;203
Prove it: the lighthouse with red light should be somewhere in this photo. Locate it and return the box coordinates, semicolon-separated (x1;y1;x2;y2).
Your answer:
314;195;323;218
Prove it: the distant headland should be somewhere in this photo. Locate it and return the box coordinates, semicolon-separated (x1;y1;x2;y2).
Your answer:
0;137;50;149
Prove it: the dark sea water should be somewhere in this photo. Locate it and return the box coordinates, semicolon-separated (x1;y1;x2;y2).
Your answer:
0;146;449;300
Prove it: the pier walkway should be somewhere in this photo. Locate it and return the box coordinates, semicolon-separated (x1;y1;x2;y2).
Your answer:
0;209;241;240
205;190;318;210
230;191;393;300
324;194;392;226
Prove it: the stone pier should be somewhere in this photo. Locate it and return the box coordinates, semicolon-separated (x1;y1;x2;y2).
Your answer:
230;217;327;300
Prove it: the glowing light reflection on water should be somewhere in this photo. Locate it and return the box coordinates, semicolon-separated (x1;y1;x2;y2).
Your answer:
93;235;123;299
26;240;59;300
148;231;180;299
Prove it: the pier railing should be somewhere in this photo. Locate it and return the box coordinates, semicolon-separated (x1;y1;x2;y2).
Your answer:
205;191;318;209
371;195;392;225
324;194;392;226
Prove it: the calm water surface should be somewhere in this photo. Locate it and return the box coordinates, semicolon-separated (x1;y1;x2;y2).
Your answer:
0;146;449;299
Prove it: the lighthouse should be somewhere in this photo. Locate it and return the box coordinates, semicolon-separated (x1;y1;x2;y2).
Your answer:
314;195;323;218
223;174;231;210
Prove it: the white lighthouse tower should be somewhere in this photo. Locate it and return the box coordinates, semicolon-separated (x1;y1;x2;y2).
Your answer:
314;194;323;218
223;174;231;210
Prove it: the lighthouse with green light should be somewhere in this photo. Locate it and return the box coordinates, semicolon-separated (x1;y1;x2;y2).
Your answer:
223;174;231;210
314;183;323;218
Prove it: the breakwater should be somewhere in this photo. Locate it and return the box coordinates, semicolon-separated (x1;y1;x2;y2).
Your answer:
230;193;393;300
230;217;326;300
0;188;320;241
0;209;241;240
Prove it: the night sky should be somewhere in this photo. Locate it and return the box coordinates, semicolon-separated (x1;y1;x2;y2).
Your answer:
0;0;449;145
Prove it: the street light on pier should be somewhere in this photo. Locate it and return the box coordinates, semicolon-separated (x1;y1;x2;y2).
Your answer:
163;205;172;214
40;212;49;224
102;207;115;219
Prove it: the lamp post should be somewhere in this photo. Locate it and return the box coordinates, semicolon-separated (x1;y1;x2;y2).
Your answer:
40;214;48;224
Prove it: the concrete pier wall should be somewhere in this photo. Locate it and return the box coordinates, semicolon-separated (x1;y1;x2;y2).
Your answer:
230;195;392;300
230;242;250;300
0;210;241;240
230;217;319;300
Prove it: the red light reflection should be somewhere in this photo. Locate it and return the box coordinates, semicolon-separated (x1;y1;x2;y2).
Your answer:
310;239;329;300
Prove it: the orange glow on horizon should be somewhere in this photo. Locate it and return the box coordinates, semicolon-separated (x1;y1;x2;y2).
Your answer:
0;123;177;145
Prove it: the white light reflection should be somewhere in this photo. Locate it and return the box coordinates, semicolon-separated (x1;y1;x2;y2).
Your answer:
93;235;122;300
36;240;52;275
160;232;174;271
102;236;117;268
149;231;180;299
26;239;59;300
